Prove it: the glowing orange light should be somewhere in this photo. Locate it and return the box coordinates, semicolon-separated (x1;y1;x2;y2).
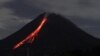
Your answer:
13;17;47;49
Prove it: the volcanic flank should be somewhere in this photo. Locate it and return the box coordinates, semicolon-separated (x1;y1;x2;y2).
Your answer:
0;13;100;56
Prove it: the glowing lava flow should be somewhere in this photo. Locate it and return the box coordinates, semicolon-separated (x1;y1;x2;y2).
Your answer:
13;17;47;49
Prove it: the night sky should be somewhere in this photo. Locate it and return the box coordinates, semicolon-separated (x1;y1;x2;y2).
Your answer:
0;0;100;39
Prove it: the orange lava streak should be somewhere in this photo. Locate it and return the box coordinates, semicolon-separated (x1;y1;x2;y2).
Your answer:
13;17;47;49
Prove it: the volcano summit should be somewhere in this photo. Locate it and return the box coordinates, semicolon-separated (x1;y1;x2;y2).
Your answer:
0;13;100;56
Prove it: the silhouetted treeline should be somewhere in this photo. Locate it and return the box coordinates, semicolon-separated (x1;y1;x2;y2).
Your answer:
60;46;100;56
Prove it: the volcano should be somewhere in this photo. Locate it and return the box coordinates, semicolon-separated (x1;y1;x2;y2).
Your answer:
0;13;100;56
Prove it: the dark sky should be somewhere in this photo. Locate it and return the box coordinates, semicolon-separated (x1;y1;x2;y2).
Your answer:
0;0;100;39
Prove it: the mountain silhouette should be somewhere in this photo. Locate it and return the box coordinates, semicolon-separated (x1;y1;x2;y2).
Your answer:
0;13;100;56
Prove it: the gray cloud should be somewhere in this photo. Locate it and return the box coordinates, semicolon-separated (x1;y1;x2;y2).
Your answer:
0;0;12;6
4;0;43;18
0;0;33;40
26;0;100;19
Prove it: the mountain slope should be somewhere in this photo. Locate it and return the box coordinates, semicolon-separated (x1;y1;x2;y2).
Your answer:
0;13;100;56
